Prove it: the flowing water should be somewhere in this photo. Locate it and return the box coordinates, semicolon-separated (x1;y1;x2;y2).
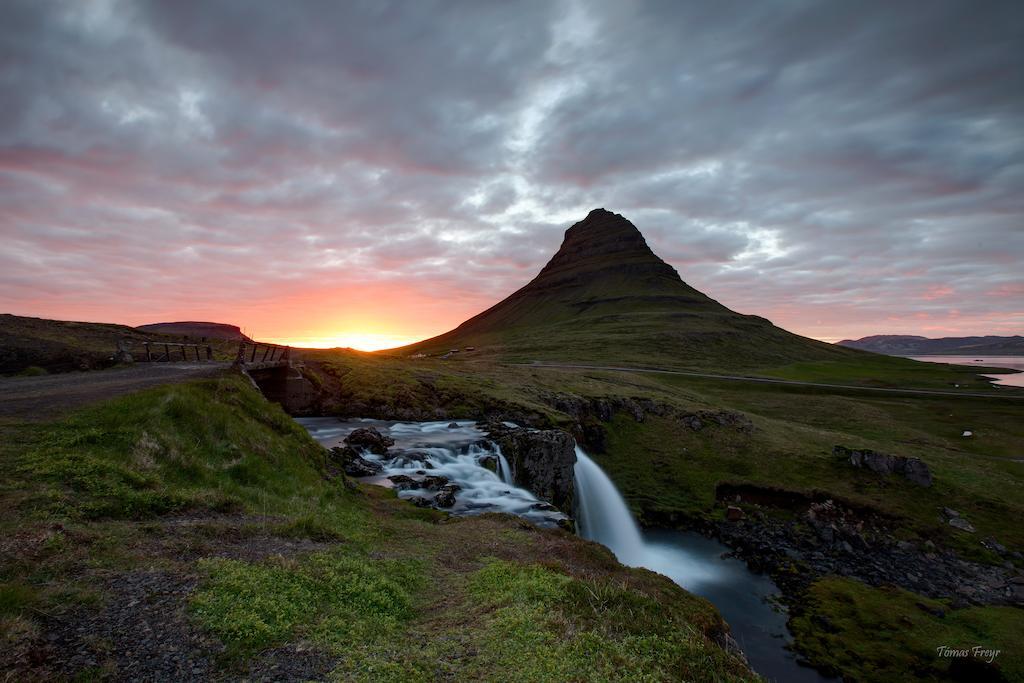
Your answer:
297;418;568;527
908;355;1024;387
574;449;836;682
298;417;834;681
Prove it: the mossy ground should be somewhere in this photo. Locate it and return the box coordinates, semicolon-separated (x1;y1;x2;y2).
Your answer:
790;576;1023;682
0;373;751;681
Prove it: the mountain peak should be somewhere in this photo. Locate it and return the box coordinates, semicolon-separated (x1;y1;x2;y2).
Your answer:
401;208;850;368
538;208;678;284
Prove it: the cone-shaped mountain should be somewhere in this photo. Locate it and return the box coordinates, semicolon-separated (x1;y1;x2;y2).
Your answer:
402;209;853;369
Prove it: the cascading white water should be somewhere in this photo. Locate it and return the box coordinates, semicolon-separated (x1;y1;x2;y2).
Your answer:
573;447;647;565
296;417;568;528
574;446;718;587
496;450;515;486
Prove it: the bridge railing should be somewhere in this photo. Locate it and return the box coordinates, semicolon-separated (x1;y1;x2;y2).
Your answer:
234;341;291;367
135;341;214;362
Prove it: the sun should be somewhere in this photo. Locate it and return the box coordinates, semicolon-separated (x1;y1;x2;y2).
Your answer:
266;332;419;352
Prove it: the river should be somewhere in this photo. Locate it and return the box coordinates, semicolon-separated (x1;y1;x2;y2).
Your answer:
299;417;837;681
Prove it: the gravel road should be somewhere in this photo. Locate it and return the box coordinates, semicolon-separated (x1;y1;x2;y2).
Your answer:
0;362;231;419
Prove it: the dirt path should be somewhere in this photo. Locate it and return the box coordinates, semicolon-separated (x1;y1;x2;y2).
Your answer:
0;362;231;419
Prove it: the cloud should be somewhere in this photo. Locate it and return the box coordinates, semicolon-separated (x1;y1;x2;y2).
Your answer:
1;0;1021;345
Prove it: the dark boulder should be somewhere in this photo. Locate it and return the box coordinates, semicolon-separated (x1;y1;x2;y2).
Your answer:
486;424;577;514
834;445;933;487
422;475;450;490
434;483;461;508
344;427;395;455
328;446;383;477
387;474;420;491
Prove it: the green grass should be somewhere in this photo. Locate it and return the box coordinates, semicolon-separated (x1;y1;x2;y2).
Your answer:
456;558;749;683
791;576;1023;682
760;355;1020;392
9;374;369;539
192;550;423;656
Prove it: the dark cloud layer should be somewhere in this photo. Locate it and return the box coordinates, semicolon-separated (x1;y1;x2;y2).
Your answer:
1;0;1022;344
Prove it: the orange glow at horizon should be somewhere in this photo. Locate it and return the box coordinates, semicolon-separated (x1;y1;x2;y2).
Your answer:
263;331;423;352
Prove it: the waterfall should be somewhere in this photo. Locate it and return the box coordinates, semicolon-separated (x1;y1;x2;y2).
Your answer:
496;449;515;486
573;446;646;565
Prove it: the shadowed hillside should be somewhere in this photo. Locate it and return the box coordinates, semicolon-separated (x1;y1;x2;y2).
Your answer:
136;321;253;342
0;314;241;376
400;209;859;370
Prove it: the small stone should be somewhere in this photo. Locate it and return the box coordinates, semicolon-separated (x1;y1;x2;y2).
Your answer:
948;517;976;533
726;506;745;522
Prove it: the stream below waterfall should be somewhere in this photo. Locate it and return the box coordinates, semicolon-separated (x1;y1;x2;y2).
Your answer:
298;418;836;683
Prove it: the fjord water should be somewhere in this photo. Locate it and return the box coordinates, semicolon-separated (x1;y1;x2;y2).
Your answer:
575;449;836;683
908;355;1024;387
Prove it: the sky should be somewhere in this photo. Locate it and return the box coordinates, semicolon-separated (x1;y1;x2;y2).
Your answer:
1;1;1022;350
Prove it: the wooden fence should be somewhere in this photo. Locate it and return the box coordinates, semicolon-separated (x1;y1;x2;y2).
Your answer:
234;341;291;367
137;341;213;362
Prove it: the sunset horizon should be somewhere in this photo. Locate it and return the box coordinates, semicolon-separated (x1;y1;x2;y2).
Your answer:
2;3;1022;681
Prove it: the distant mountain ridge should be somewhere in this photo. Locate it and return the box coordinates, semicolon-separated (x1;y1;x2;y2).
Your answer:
837;335;1024;356
136;321;252;342
398;208;857;369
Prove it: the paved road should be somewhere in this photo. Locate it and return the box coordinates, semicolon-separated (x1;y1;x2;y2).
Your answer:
525;362;1024;400
0;362;232;419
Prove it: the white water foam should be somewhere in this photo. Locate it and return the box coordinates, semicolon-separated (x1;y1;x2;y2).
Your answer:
298;418;567;528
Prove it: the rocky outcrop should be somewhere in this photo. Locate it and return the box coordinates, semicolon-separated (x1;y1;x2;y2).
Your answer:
834;445;933;487
541;392;753;453
328;447;382;477
701;498;1023;609
486;424;576;513
344;427;394;455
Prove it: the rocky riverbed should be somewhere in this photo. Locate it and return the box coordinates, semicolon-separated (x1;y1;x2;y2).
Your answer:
667;497;1024;611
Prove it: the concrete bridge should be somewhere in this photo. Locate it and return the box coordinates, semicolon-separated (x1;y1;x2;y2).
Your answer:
233;341;317;413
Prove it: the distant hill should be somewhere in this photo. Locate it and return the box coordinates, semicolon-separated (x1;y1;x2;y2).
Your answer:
398;209;858;369
0;314;158;375
136;321;252;342
0;314;243;375
837;335;1024;356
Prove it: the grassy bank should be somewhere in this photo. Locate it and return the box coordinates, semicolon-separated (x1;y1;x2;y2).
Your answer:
790;577;1023;681
0;373;751;681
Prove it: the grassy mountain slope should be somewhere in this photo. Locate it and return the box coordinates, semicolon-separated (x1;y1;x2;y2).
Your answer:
400;209;859;370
